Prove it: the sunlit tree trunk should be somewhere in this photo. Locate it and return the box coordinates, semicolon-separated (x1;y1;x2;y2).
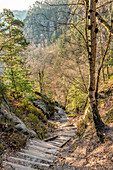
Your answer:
38;69;45;94
88;0;105;142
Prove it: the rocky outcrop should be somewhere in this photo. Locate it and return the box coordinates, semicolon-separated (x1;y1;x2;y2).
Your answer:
32;92;66;120
32;97;55;119
0;92;66;138
0;102;36;137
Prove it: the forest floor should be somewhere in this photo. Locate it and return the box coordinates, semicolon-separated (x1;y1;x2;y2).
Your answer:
54;118;113;169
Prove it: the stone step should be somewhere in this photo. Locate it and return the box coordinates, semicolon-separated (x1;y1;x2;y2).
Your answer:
44;135;58;142
53;139;64;144
30;139;59;149
52;133;75;138
56;129;76;134
56;128;75;131
56;127;75;131
18;152;54;163
8;157;50;168
27;144;57;155
49;141;64;147
58;119;68;123
59;123;74;128
22;149;55;160
57;136;70;141
56;132;75;136
3;161;36;170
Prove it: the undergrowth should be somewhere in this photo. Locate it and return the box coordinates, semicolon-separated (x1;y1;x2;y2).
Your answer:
0;118;27;151
10;97;48;139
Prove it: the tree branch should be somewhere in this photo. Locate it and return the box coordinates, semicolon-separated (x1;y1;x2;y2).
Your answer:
45;2;85;6
96;0;113;10
96;12;113;34
95;32;111;100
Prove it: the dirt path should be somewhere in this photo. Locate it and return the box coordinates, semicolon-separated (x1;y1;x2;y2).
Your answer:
2;113;77;170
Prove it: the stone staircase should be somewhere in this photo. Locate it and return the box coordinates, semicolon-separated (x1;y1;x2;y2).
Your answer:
3;111;76;170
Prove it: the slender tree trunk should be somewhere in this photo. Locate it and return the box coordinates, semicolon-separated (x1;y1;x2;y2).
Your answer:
10;67;19;100
64;94;68;108
95;33;111;103
88;0;105;142
107;64;110;79
38;69;45;94
102;68;105;83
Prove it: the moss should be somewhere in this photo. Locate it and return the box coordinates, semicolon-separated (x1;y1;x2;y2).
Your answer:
28;94;37;101
16;100;31;110
37;132;43;140
99;76;113;93
36;108;43;114
41;125;47;131
44;134;48;138
32;108;48;123
36;127;47;140
14;99;47;123
28;113;39;124
25;104;47;123
98;100;105;106
0;144;4;150
48;122;58;128
0;144;4;156
10;100;48;140
26;105;38;114
36;95;43;99
36;93;50;102
38;112;47;123
67;113;76;117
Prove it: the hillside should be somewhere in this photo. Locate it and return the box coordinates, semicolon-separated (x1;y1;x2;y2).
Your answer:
54;79;113;169
13;10;27;21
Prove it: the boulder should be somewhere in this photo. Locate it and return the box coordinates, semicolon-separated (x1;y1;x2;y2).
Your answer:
0;103;37;138
32;98;54;118
15;123;26;131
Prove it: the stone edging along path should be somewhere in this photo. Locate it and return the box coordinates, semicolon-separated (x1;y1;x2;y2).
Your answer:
3;112;76;170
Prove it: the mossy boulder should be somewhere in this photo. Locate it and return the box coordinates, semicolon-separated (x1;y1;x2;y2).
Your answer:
32;97;55;118
0;102;37;137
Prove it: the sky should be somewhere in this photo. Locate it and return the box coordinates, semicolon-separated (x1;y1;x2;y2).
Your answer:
0;0;37;12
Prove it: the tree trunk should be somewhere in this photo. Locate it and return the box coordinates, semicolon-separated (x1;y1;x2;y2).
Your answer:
102;68;105;83
95;33;111;103
38;69;45;94
88;0;105;142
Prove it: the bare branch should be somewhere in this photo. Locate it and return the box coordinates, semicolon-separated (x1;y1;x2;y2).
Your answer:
71;23;86;43
95;32;111;99
45;2;85;6
97;0;113;10
96;12;113;34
